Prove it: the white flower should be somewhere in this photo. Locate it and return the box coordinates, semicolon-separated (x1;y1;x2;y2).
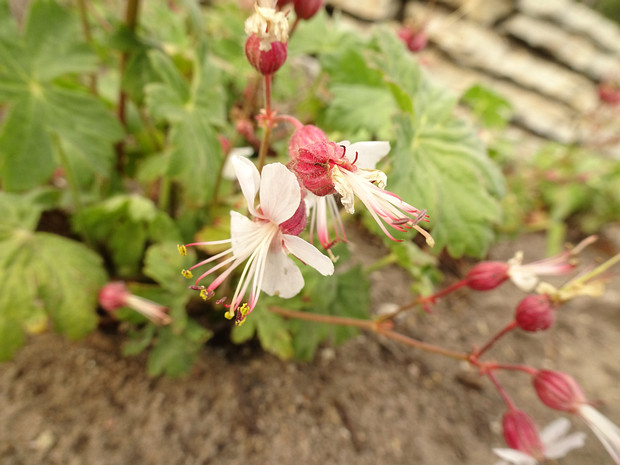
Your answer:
578;405;620;464
493;418;586;465
179;156;333;325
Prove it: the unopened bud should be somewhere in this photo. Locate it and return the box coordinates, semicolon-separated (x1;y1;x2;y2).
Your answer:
279;199;307;235
533;370;588;413
294;0;323;19
245;33;287;76
397;25;428;53
502;409;544;460
515;294;555;332
598;81;620;106
99;282;171;325
466;261;509;291
288;125;328;160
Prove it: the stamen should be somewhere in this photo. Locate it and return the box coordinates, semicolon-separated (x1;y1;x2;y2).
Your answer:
413;209;427;226
182;269;193;279
200;289;215;300
188;285;205;291
177;244;187;256
392;217;410;226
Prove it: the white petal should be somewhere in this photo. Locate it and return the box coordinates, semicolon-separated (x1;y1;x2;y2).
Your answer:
492;448;538;465
347;141;390;169
259;163;301;224
579;405;620;463
540;418;571;444
222;147;254;180
232;156;260;216
544;432;586;459
260;245;304;298
507;267;539;292
283;235;335;276
230;211;263;257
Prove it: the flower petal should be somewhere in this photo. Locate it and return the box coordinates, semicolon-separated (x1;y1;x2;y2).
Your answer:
232;155;260;216
222;147;254;180
283;234;335;276
230;210;263;257
492;448;538;465
540;418;571;444
260;245;304;299
544;432;586;459
347;141;390;169
579;405;620;464
259;162;301;224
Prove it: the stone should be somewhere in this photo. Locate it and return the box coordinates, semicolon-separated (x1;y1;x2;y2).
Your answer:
436;0;515;25
326;0;399;21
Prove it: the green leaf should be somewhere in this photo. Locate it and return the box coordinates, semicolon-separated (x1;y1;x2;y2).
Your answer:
145;50;225;207
461;84;514;129
147;320;210;377
0;202;107;360
0;191;44;238
0;0;123;191
143;241;197;295
74;196;181;277
289;265;370;361
231;297;294;360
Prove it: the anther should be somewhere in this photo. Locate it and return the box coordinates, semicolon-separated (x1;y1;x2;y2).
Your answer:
182;269;193;279
177;244;187;256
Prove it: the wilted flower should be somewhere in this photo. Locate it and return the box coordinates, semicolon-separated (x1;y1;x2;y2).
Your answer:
244;0;289;51
288;125;433;246
179;156;334;325
99;282;171;325
494;411;586;465
533;369;620;464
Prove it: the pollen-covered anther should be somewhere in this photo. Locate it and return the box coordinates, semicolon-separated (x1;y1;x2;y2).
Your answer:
177;244;187;256
235;303;251;326
200;289;215;301
182;269;193;279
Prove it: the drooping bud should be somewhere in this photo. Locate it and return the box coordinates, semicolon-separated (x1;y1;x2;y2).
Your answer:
533;370;588;413
279;199;307;235
502;409;545;460
515;294;555;332
294;0;323;20
288;124;328;160
98;282;172;325
245;33;288;76
465;261;510;291
289;140;344;196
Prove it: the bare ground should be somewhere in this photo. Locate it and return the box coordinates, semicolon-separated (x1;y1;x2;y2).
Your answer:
1;228;620;465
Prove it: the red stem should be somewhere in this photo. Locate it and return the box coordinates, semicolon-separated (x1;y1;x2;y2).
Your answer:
472;320;518;360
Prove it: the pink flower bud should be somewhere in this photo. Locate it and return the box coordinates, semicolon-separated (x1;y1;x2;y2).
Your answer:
502;409;544;460
294;0;323;19
397;25;428;53
99;282;129;311
533;370;588;413
598;81;620;106
289;140;343;196
279;199;307;236
288;125;328;160
515;294;555;332
245;34;287;76
466;261;510;291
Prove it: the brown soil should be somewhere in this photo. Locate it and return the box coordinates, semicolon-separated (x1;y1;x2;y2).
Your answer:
1;230;619;465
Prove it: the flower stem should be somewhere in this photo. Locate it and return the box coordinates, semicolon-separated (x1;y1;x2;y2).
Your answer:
76;0;97;94
268;306;469;361
51;133;83;213
273;114;303;129
257;74;273;173
485;370;516;410
472;320;518;360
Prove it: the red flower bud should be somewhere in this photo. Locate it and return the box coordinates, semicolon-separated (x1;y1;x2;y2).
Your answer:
502;409;544;460
466;261;510;291
279;199;307;236
294;0;323;19
533;370;588;413
245;34;288;76
598;81;620;106
515;294;555;332
288;124;328;160
397;25;428;53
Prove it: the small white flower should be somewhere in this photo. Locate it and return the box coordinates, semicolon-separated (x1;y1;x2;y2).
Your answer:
493;418;586;465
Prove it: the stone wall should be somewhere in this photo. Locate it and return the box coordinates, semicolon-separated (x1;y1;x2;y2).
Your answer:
327;0;620;157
